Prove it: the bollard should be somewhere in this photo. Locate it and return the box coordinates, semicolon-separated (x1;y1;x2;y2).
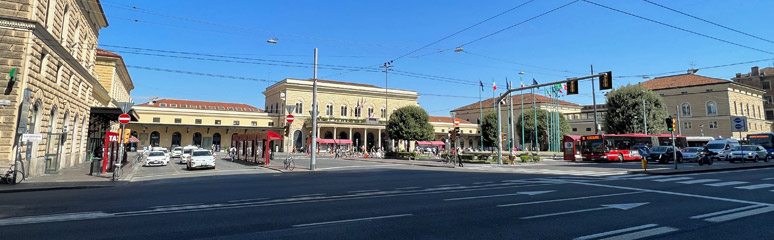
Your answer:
641;158;648;171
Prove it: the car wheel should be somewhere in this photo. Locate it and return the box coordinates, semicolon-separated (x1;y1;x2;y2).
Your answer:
766;156;770;163
730;159;735;163
619;154;625;163
754;156;759;163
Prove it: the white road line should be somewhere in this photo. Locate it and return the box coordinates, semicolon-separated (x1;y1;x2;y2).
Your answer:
473;182;494;185
445;190;555;201
347;189;380;193
762;177;774;180
227;198;269;203
292;214;413;227
676;179;720;184
291;194;325;198
599;226;678;240
653;177;693;182
607;174;644;179
0;212;115;226
573;223;659;240
690;205;766;219
150;203;204;208
630;175;672;180
735;184;774;190
395;187;420;190
705;181;748;187
437;184;461;187
704;206;774;222
317;164;399;170
498;192;642;207
566;181;770;206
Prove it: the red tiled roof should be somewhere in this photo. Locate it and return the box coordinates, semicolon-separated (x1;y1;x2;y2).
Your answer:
96;48;122;58
642;74;728;90
136;99;264;113
452;93;580;112
429;116;473;124
763;67;774;76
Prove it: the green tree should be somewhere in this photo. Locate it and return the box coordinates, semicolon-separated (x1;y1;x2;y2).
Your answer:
386;106;434;143
515;109;571;150
481;112;498;148
605;84;668;134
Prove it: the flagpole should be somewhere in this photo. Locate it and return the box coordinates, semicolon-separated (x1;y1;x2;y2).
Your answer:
546;89;551;152
509;78;515;152
479;79;483;151
520;75;524;151
532;79;538;152
507;78;512;151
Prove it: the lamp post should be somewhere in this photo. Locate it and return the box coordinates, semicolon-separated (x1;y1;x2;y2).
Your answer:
311;48;318;171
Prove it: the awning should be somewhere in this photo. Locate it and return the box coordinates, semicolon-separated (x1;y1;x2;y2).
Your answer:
416;141;431;145
429;141;445;146
316;138;335;144
334;139;352;145
266;130;283;141
129;136;140;143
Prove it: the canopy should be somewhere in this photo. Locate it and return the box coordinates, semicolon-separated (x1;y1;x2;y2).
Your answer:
129;136;140;143
334;139;352;145
316;138;335;144
416;141;432;145
429;141;445;146
266;130;283;141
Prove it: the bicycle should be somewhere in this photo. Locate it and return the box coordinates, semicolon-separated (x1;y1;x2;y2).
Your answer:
284;155;295;171
111;162;122;181
2;159;25;184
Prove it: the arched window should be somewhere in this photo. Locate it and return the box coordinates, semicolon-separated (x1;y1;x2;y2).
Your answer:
45;0;56;30
367;106;374;118
326;103;333;116
706;101;717;116
193;132;202;146
681;103;691;116
213;133;221;146
171;132;181;147
71;114;78;154
354;106;362;118
150;131;160;147
295;101;303;114
77;81;83;98
48;106;58;133
55;65;63;86
72;20;80;58
380;107;386;119
68;75;74;92
340;105;348;117
39;53;49;82
61;4;70;45
62;110;69;145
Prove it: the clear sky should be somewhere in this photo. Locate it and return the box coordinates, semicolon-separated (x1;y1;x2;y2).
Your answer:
98;0;774;115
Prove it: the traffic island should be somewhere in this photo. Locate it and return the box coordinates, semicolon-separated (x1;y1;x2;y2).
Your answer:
627;161;774;175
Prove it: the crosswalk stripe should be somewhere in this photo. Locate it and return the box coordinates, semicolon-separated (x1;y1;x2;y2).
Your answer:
676;179;720;184
630;175;672;180
653;177;693;182
599;226;679;240
735;184;774;190
705;181;748;187
608;174;644;179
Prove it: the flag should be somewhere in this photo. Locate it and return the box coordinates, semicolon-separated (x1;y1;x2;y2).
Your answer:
532;78;538;85
506;78;510;89
479;79;484;91
545;89;549;96
520;79;524;88
562;83;567;90
493;81;497;91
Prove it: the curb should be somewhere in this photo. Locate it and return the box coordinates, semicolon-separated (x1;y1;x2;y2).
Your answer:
628;163;774;175
0;185;112;194
340;158;455;168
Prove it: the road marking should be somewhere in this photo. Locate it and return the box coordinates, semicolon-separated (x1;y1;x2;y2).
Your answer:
735;184;774;190
704;206;774;222
150;203;204;209
565;181;770;206
0;212;115;226
574;223;658;240
347;189;379;193
762;177;774;180
652;177;693;182
499;192;642;207
705;181;748;187
317;164;399;170
607;174;644;179
395;187;420;190
292;214;413;227
520;202;648;219
690;205;766;219
630;175;672;180
227;198;270;203
437;184;461;187
599;226;678;240
473;181;494;185
445;190;555;201
676;179;719;184
291;194;325;198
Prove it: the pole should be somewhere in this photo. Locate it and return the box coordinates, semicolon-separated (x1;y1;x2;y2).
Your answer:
521;76;525;151
643;98;647;134
533;88;538;152
12;134;22;184
497;99;503;165
311;48;318;170
509;79;514;151
117;123;125;179
479;81;483;150
546;92;550;152
676;105;682;135
672;130;677;169
591;65;598;134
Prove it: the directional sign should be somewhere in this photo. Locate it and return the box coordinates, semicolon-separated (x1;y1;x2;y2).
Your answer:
730;116;748;132
520;202;649;219
454;118;460;126
286;114;294;123
118;114;131;124
638;147;650;157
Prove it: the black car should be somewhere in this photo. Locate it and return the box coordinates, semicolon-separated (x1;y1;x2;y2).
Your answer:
646;146;683;164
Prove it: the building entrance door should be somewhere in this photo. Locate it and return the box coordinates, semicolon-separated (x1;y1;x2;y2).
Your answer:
202;137;213;150
44;132;63;174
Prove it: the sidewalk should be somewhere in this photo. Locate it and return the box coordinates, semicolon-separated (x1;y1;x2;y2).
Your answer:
339;157;455;168
628;161;774;175
0;152;141;193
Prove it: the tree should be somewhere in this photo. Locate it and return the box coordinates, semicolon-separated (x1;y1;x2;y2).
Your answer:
605;84;668;134
515;109;571;150
481;112;498;148
386;106;434;143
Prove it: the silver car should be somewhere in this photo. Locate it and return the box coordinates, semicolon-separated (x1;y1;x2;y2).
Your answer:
681;147;704;162
729;145;769;163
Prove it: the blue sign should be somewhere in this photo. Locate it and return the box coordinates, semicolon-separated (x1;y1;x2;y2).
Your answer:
730;116;748;132
638;147;650;157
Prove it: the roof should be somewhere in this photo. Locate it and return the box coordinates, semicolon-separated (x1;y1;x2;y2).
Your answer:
763;67;774;76
642;74;728;90
96;48;121;58
452;93;580;112
311;79;381;88
429;116;473;124
136;99;264;113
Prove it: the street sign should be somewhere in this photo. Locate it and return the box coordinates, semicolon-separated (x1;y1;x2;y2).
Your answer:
118;114;131;124
118;102;134;114
638;146;650;157
286;114;294;123
22;134;43;142
454;118;460;126
730;116;748;132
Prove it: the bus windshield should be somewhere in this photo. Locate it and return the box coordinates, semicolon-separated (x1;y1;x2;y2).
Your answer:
581;139;605;154
748;135;773;148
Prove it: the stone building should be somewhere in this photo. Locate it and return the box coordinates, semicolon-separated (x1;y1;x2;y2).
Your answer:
429;116;479;149
565;104;607;136
732;66;774;120
642;73;772;138
0;0;108;177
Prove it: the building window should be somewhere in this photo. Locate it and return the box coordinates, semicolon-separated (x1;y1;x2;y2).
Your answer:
746;103;750;116
326;104;333;116
340;105;348;117
159;103;167;107
245;108;252;112
709;121;718;129
174;118;181;123
295;102;303;114
251;121;257;126
764;81;771;90
195;119;202;124
354;107;362;118
200;105;206;109
572;128;577;132
268;121;274;127
233;121;240;125
706;101;717;116
765;97;772;105
170;104;178;108
684;122;692;129
181;104;187;108
381;108;386;119
153;117;160;123
218;106;226;110
228;107;234;111
586;128;591;131
734;101;738;114
236;107;242;111
215;120;221;125
758;105;762;119
368;107;374;118
209;106;217;110
681;103;691;116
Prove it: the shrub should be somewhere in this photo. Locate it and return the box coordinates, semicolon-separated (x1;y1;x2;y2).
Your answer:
386;152;417;159
532;155;541;162
520;155;531;163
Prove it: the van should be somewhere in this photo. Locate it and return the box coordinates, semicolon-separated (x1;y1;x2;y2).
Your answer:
705;139;740;160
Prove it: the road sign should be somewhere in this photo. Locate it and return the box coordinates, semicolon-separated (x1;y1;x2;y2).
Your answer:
22;134;43;142
638;146;650;157
730;116;748;132
286;114;294;123
118;114;131;124
118;102;134;114
454;118;460;126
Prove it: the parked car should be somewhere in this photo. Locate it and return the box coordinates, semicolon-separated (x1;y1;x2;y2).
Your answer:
187;150;216;170
171;147;183;158
681;147;704;162
180;145;199;164
646;146;683;164
729;145;769;163
145;151;169;167
705;139;740;160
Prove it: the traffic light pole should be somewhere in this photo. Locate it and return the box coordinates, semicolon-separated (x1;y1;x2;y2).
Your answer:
672;130;677;169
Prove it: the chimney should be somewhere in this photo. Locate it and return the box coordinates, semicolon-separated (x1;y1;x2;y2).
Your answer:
736;73;742;78
752;66;760;76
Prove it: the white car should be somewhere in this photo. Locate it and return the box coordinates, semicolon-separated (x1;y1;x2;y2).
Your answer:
187;150;216;170
180;146;198;164
171;147;183;158
145;151;169;166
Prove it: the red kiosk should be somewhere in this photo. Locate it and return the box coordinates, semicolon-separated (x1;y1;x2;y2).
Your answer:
562;135;581;161
231;131;282;165
102;131;120;174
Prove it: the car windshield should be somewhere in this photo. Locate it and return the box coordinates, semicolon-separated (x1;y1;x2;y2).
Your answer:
735;146;759;151
184;149;193;154
173;148;182;151
682;148;700;153
706;143;726;149
192;151;212;157
149;152;165;157
651;146;669;153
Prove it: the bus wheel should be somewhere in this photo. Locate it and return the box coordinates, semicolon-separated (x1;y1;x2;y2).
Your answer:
618;153;624;163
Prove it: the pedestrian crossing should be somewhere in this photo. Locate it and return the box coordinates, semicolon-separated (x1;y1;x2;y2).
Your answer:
607;174;774;193
464;165;628;177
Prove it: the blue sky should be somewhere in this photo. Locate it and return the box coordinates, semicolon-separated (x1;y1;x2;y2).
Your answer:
98;0;774;115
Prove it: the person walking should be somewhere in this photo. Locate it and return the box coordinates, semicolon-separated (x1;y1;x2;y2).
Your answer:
229;146;236;162
457;147;464;167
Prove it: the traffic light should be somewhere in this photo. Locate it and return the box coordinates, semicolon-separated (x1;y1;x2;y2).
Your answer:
123;128;132;143
284;124;290;137
599;71;613;90
567;80;578;95
454;127;460;135
671;117;677;132
665;117;674;132
450;130;456;141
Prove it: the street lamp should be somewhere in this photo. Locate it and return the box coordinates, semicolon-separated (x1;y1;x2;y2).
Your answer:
454;47;464;52
267;38;278;44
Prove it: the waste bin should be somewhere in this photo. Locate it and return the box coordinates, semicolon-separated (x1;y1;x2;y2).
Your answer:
90;158;103;176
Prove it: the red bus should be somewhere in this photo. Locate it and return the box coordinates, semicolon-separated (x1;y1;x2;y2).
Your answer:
580;134;653;162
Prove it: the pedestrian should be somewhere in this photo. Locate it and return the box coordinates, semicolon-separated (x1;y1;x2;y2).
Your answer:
457;147;464;167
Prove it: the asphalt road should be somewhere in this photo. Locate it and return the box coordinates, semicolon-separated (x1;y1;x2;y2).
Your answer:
2;164;774;239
